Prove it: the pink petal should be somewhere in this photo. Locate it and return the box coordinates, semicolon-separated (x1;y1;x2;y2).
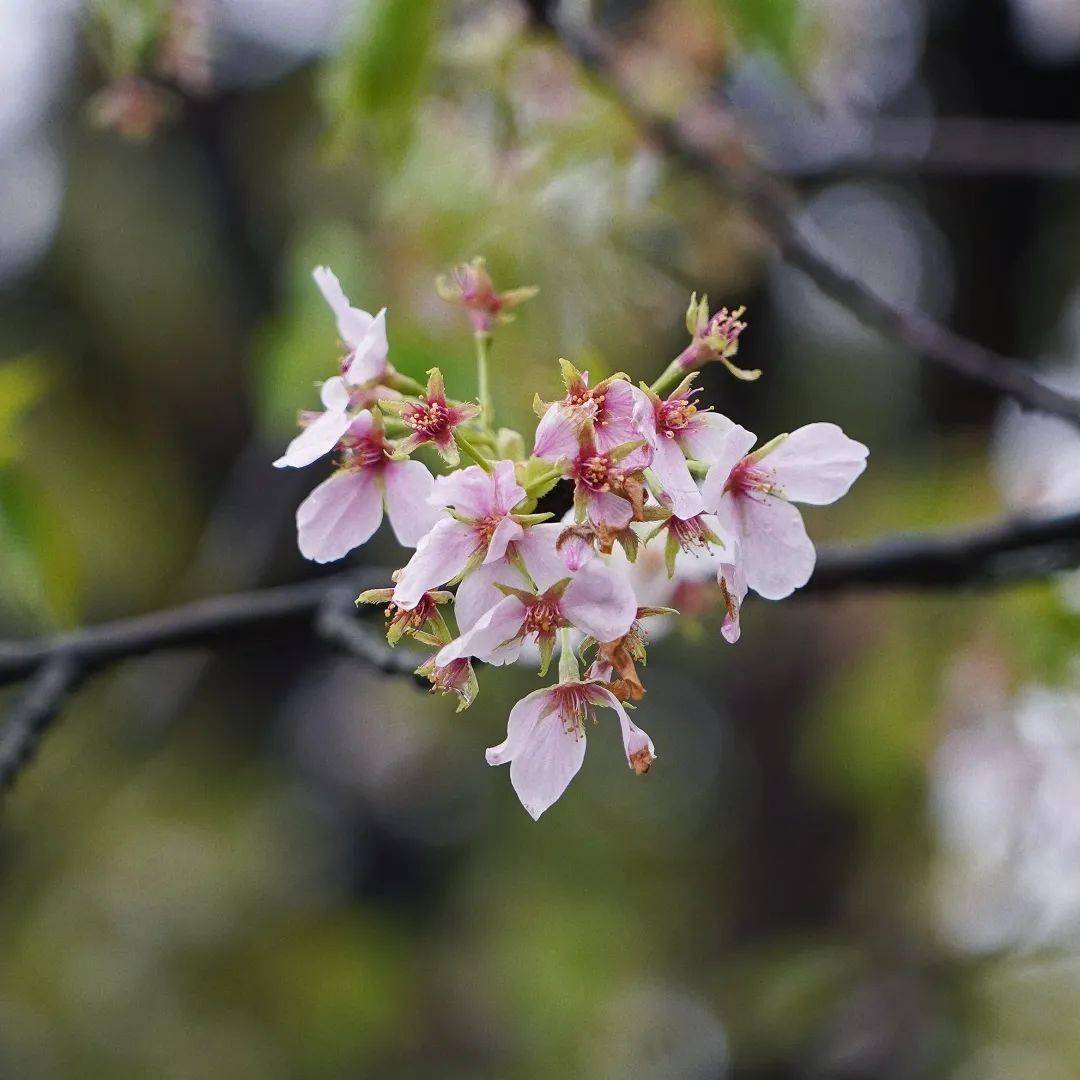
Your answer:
678;411;737;464
717;559;747;644
700;424;758;511
588;686;656;768
533;405;580;461
734;493;816;600
486;687;551;766
630;387;659;445
273;406;351;469
344;307;389;385
650;436;705;519
485;515;524;564
594;380;645;452
382;458;441;547
760;422;869;505
296;470;383;563
516;522;575;589
487;688;587;820
312;266;377;349
490;458;527;515
585;488;633;531
435;595;526;667
392;518;478;609
562;560;637;644
455;559;523;633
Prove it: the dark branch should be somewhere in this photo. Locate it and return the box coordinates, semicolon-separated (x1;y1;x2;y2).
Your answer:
0;656;83;792
806;509;1080;592
316;590;427;684
551;19;1080;431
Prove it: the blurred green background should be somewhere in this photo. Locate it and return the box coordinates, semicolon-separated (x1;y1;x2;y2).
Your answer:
3;0;1080;1076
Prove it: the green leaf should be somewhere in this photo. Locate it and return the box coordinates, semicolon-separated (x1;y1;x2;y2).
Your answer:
321;0;438;166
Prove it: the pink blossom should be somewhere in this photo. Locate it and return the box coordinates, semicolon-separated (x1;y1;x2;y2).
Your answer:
435;554;636;671
392;460;528;610
533;361;643;459
567;423;652;533
485;679;657;819
717;560;747;644
436;257;538;335
386;367;479;465
701;422;868;600
274;267;392;469
295;411;440;563
632;377;736;519
676;295;756;380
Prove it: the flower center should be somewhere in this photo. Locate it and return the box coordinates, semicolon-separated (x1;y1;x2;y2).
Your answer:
341;431;389;470
658;397;696;436
403;399;451;437
577;453;614;491
725;457;769;497
549;684;592;736
523;595;566;637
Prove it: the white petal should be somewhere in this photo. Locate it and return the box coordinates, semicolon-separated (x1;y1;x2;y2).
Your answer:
650;437;705;519
735;493;816;600
516;522;577;590
484;515;524;564
562;560;637;644
509;705;587;820
486;687;550;766
456;559;524;632
344;307;389;385
435;596;526;667
296;470;383;563
392;518;478;609
312;266;376;348
700;424;758;511
273;407;351;469
678;411;737;463
382;458;441;547
762;422;868;505
591;686;656;768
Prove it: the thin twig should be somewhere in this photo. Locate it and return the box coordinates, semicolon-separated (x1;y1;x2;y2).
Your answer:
550;18;1080;430
0;656;83;791
316;590;427;683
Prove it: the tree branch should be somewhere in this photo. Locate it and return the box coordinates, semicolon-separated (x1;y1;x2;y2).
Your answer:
0;656;83;791
550;18;1080;430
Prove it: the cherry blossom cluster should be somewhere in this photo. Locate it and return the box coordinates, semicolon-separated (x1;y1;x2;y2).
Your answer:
275;260;868;819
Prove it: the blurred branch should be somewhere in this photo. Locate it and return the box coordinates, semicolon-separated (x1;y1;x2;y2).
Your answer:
316;589;427;683
781;116;1080;181
0;657;82;792
545;15;1080;430
806;509;1080;592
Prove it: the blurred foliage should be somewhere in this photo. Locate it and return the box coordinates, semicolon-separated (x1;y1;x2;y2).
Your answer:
3;0;1080;1077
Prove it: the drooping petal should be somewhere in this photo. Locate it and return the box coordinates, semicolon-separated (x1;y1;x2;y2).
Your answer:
700;424;758;511
382;458;441;547
759;422;869;505
717;559;747;644
533;405;580;461
296;470;383;563
492;690;588;820
589;685;657;773
485;687;551;766
562;561;637;644
678;410;737;463
344;307;389;385
585;488;633;531
435;595;526;667
313;266;376;349
392;517;478;609
650;436;705;519
273;405;352;469
485;515;524;564
594;379;646;451
734;493;816;600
